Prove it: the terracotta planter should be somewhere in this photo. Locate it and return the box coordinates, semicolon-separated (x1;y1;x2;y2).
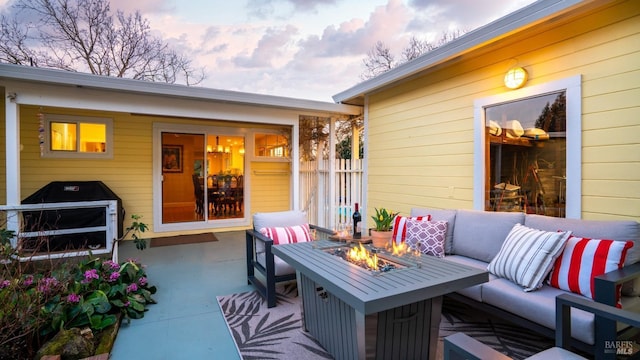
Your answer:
370;230;392;248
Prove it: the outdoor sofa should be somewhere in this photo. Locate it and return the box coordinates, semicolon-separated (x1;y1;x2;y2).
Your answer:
409;207;640;357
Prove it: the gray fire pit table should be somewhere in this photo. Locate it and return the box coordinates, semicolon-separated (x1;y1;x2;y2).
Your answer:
272;240;488;360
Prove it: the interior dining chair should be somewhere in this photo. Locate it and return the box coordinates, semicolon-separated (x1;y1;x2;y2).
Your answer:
191;174;204;219
245;210;333;308
443;292;640;360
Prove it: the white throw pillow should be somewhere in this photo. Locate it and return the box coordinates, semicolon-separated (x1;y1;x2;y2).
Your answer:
488;223;571;292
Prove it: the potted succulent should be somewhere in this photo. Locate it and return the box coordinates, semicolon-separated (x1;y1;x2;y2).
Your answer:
370;208;398;248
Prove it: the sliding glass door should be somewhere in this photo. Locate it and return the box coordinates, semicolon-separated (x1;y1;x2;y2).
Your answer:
160;131;245;224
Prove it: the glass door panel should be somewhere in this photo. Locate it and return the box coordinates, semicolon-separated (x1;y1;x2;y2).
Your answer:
161;132;205;223
206;134;245;220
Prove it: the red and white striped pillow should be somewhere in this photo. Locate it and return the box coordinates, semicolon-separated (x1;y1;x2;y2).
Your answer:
549;236;633;303
391;215;431;244
259;224;311;245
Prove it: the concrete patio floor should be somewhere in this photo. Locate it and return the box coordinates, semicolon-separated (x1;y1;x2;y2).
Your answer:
110;231;252;360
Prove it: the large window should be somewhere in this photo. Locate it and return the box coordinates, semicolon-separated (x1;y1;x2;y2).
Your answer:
485;92;566;216
474;75;582;218
44;114;113;158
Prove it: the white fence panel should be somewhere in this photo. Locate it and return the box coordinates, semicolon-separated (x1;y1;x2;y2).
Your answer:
301;158;362;230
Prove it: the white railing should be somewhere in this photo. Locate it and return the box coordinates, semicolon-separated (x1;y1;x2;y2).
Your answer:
0;200;119;262
300;158;363;229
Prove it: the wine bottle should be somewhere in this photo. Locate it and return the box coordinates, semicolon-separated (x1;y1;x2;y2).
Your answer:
352;203;362;239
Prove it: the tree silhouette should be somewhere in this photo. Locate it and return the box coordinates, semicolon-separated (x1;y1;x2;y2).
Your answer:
535;93;566;132
0;0;204;85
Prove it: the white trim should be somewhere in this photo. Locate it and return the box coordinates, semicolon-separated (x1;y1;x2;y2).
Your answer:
361;95;369;228
4;89;20;241
292;123;299;210
473;75;582;218
4;90;20;205
152;122;252;232
0;63;361;115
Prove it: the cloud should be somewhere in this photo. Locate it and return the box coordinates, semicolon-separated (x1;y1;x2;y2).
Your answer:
407;0;536;33
232;24;299;68
108;0;172;15
247;0;339;17
295;0;412;59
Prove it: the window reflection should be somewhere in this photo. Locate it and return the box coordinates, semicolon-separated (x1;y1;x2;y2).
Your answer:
485;92;567;217
255;133;289;157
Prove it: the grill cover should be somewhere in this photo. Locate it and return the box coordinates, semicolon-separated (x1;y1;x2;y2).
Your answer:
21;181;125;251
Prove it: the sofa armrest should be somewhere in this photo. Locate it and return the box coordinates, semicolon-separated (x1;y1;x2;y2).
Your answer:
556;293;640;352
594;262;640;306
591;262;640;359
443;333;512;360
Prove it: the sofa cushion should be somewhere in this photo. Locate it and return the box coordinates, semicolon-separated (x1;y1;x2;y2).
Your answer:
257;253;295;276
405;220;446;258
391;215;431;244
452;210;525;263
444;255;497;302
253;210;308;231
487;224;571;291
482;279;596;345
259;224;311;245
411;208;457;254
549;236;633;304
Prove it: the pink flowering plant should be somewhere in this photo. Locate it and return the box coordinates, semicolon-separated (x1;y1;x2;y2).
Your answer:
40;256;157;336
1;216;156;358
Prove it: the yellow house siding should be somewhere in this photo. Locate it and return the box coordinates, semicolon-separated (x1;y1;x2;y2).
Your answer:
12;106;297;236
249;161;291;214
365;1;640;222
18;106;155;232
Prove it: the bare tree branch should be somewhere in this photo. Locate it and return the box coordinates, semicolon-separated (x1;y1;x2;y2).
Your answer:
0;0;205;85
361;41;395;80
361;30;467;80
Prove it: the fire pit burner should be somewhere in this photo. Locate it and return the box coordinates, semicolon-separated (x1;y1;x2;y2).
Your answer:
322;243;418;274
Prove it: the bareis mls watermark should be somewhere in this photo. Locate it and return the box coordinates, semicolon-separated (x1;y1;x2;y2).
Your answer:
604;340;634;355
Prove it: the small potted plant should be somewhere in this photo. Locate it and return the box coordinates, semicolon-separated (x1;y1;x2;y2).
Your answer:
370;207;398;248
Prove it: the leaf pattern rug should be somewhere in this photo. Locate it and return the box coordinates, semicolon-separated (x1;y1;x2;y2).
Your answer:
217;282;554;360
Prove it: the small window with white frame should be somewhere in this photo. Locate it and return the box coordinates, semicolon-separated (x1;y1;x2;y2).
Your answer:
254;132;290;159
43;114;113;158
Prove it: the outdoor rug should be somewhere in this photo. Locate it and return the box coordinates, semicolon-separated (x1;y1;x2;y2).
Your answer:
150;232;218;247
217;283;554;360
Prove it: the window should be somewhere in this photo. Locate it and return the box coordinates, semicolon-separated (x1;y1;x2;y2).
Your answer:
44;114;113;158
254;133;289;158
474;75;582;218
485;92;567;216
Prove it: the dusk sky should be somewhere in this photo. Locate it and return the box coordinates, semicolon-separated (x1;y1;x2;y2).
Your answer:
1;0;537;101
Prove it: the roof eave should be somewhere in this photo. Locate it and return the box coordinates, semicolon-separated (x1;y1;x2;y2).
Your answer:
0;63;362;116
332;0;590;104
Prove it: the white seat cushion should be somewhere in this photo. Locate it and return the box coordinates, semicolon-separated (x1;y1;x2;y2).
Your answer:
256;253;295;276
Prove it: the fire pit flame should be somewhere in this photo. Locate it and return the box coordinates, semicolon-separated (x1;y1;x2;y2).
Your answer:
390;241;421;257
348;243;379;271
323;243;417;274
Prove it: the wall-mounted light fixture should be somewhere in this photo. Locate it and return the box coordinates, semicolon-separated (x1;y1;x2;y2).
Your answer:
504;67;528;89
